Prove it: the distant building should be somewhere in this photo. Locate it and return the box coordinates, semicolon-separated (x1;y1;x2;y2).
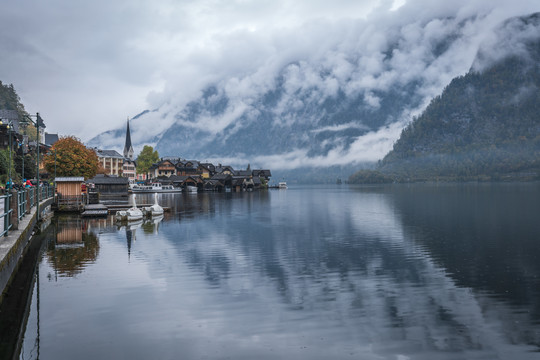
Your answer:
123;117;134;160
87;174;129;199
96;149;124;176
122;118;137;181
44;133;59;147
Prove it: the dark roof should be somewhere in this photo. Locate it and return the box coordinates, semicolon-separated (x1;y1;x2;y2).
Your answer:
204;180;224;187
44;133;59;146
96;149;123;158
87;174;129;184
215;165;235;174
123;118;133;157
199;163;215;172
157;159;176;166
168;175;186;182
211;173;232;181
252;169;272;177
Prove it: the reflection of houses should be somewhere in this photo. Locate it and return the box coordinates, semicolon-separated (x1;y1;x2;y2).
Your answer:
56;177;85;211
48;216;100;277
56;216;83;246
87;174;129;199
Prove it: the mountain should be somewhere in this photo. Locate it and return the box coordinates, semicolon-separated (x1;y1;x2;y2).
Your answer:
88;9;539;180
351;13;540;182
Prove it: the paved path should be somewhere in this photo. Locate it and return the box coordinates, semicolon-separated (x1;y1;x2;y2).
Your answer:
0;198;54;298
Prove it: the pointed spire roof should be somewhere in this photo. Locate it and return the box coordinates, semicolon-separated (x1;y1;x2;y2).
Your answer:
123;117;134;160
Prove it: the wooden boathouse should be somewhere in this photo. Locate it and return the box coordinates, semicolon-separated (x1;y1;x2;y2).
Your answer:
87;174;129;199
55;177;86;212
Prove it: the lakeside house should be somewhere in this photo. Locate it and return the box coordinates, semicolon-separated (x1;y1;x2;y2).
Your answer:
56;177;85;211
87;174;129;199
96;149;124;176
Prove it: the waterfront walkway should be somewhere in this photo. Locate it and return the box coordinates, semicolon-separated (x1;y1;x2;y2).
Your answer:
0;192;54;300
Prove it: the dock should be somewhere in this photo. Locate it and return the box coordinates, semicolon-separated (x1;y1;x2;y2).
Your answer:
81;203;170;217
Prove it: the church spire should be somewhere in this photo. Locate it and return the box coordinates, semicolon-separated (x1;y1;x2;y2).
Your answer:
124;117;134;160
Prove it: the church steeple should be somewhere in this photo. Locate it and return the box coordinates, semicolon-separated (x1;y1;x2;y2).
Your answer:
124;117;134;160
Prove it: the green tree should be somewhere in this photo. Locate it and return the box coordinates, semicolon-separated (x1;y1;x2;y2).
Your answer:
42;136;99;180
136;145;159;176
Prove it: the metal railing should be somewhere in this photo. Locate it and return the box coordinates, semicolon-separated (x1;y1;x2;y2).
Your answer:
17;190;27;221
1;192;13;237
1;186;55;237
29;187;36;208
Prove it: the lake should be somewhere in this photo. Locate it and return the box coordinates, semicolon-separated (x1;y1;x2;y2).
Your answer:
9;183;540;359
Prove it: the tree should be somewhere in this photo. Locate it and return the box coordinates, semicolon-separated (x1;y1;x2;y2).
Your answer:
136;145;159;176
20;123;38;142
42;136;99;180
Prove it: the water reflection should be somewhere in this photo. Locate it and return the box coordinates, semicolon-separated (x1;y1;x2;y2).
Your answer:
47;216;100;278
15;185;540;359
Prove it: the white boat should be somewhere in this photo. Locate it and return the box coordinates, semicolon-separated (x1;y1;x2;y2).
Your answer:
132;182;182;193
186;185;198;193
115;194;144;221
278;182;288;189
143;193;164;217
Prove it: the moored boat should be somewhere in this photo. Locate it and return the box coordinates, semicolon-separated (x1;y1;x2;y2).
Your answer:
132;182;182;193
143;193;164;217
115;194;144;221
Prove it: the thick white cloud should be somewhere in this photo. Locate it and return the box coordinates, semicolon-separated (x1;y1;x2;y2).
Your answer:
1;0;538;168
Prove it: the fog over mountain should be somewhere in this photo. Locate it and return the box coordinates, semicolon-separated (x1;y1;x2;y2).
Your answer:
88;1;539;171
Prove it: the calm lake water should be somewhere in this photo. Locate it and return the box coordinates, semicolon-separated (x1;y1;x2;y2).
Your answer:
13;183;540;359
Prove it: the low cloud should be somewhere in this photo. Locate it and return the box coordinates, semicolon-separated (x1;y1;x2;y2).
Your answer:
2;0;538;167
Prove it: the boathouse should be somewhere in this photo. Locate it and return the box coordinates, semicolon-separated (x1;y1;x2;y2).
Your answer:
56;177;86;211
87;174;129;199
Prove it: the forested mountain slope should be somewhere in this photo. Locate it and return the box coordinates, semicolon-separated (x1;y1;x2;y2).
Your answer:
351;13;540;182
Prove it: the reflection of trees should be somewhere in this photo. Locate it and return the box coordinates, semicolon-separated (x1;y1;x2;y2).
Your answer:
47;216;100;277
389;184;540;309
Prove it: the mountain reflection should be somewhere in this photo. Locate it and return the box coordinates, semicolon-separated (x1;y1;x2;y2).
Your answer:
155;185;540;354
29;186;540;359
47;215;100;278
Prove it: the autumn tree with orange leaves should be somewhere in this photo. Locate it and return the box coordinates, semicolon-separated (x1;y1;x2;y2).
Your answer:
43;136;99;180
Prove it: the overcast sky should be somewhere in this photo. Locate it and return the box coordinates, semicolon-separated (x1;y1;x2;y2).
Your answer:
0;0;538;144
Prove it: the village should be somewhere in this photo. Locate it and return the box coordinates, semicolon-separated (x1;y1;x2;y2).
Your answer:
1;113;273;198
87;120;273;197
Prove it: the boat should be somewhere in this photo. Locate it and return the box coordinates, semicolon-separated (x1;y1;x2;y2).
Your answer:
278;181;288;189
115;194;144;221
143;193;164;217
186;185;198;193
132;182;182;193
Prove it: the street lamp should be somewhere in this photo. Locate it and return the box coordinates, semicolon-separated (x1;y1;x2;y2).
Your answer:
21;112;44;221
19;136;26;181
0;118;14;189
